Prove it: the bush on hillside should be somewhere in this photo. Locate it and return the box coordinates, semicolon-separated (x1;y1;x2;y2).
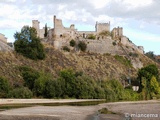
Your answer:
87;34;96;39
63;46;70;52
78;41;87;52
0;77;10;98
8;87;33;98
70;39;76;47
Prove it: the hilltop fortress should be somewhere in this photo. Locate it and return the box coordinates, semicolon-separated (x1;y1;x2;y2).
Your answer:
32;15;144;55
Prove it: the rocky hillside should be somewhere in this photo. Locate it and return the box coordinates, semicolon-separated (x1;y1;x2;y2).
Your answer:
0;44;158;87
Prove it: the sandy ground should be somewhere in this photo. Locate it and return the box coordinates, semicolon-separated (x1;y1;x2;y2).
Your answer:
0;99;103;104
0;99;160;120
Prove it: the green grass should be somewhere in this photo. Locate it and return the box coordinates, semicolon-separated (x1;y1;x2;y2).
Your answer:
114;55;132;67
98;108;116;114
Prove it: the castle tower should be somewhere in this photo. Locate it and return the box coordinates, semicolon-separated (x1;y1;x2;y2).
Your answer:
32;20;40;37
112;26;123;39
95;21;110;33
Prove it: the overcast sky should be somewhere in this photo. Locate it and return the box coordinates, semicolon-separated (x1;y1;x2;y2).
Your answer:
0;0;160;55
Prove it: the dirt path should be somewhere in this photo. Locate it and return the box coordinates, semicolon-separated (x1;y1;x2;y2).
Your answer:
0;100;160;120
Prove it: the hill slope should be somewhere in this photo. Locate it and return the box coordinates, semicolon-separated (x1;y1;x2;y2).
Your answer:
0;45;158;86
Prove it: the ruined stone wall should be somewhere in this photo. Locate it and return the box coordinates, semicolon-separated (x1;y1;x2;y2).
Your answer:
39;28;45;38
32;20;40;37
77;31;96;39
78;38;123;55
32;20;45;39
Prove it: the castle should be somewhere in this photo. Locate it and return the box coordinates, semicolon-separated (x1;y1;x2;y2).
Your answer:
32;15;144;54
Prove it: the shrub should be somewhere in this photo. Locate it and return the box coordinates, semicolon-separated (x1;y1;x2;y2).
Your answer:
112;42;116;46
87;34;96;39
63;46;70;52
70;40;76;47
8;87;33;98
78;41;87;52
0;77;10;98
99;31;111;36
129;52;138;57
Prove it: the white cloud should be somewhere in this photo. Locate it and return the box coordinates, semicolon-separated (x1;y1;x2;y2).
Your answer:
123;0;153;8
57;4;67;10
89;0;111;9
0;0;160;54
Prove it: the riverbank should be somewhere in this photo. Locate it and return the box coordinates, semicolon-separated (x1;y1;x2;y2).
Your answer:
0;99;104;105
0;99;160;120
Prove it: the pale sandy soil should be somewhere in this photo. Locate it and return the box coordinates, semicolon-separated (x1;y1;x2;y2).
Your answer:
0;99;160;120
0;99;103;104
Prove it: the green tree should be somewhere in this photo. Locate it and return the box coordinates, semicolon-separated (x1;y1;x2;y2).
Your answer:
150;76;160;98
0;77;10;98
140;77;150;100
14;26;45;60
138;64;159;92
44;23;48;37
145;51;155;60
33;73;50;96
78;41;87;52
19;66;40;90
59;69;77;98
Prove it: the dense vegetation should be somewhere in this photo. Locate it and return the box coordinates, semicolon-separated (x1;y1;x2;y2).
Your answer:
0;64;159;101
14;26;45;60
137;64;160;99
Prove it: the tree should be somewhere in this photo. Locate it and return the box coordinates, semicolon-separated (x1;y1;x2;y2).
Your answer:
20;66;40;90
78;41;87;52
14;26;45;60
138;64;159;92
150;76;160;97
44;23;48;37
145;51;155;60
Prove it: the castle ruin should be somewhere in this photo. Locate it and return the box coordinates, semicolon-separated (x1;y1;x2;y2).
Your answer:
32;15;144;54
